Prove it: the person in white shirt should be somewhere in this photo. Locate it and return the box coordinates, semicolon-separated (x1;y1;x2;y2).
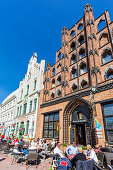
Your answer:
86;145;98;163
51;139;56;148
54;142;65;158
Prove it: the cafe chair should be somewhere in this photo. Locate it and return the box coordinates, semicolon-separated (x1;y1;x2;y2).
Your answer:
27;149;38;168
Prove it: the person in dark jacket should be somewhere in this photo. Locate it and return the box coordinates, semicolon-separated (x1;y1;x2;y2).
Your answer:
71;146;86;167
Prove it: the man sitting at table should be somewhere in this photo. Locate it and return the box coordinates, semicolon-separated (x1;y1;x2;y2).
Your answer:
39;139;48;159
54;142;65;158
66;142;78;156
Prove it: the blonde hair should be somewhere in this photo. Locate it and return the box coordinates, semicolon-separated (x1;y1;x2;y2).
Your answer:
77;146;83;153
87;145;92;150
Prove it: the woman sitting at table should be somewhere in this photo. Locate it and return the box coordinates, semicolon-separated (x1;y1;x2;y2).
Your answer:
86;145;98;163
70;146;86;167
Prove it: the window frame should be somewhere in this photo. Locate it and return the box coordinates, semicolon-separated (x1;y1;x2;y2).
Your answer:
43;112;59;139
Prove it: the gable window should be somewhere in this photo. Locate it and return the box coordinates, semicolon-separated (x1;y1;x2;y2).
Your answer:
78;35;84;45
106;68;113;80
70;53;76;65
43;112;59;139
70;41;76;51
51;92;55;99
29;101;32;112
19;106;22;116
79;48;85;59
70;30;75;38
57;90;62;97
17;107;19;116
102;102;113;144
102;49;112;64
81;80;88;88
72;83;77;92
58;53;61;60
98;20;106;32
57;75;61;85
99;33;109;47
71;67;77;79
34;80;36;90
78;23;83;30
52;68;55;76
80;63;87;74
51;78;55;88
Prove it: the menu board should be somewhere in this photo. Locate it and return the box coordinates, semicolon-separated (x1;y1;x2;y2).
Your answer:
70;128;75;144
86;127;91;145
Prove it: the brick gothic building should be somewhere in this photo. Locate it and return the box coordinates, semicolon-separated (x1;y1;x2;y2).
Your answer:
36;4;113;146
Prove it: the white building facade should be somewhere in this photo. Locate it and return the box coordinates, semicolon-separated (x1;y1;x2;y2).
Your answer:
0;54;45;139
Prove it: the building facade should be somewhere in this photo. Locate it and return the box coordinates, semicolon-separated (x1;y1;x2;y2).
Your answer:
0;53;45;139
0;90;18;137
36;4;113;146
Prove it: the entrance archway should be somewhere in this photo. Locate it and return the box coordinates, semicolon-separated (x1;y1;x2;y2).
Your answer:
63;97;94;145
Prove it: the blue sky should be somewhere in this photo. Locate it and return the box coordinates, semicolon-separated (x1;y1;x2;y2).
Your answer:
0;0;113;103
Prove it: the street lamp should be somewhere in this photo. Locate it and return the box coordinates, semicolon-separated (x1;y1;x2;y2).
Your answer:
90;86;97;116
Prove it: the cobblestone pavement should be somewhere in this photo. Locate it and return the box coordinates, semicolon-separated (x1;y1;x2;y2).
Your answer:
0;152;52;170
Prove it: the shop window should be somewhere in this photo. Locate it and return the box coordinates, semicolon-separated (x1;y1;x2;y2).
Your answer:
51;78;55;88
80;63;87;74
79;48;85;59
81;80;88;88
78;35;84;45
98;20;106;32
51;92;55;99
43;112;59;139
102;102;113;144
71;67;77;79
57;75;61;85
72;83;77;92
70;41;76;51
102;49;112;64
70;53;76;65
78;23;83;30
70;30;75;38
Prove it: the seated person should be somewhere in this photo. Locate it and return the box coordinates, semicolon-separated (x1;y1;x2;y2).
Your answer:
51;139;56;149
54;142;65;158
29;140;37;150
39;139;48;159
66;142;78;155
71;146;86;167
86;145;98;163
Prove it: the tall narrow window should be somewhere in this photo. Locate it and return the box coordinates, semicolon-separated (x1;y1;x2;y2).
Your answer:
17;107;19;116
102;49;112;64
27;85;29;95
19;106;22;116
34;99;37;111
98;20;106;32
23;103;27;114
34;80;36;90
57;75;61;85
79;48;85;59
29;101;32;112
80;63;87;74
70;41;76;51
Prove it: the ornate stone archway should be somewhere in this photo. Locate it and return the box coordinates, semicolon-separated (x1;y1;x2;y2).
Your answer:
63;97;93;143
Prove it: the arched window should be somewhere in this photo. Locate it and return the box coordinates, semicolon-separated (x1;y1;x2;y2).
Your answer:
79;48;85;59
81;80;88;88
78;23;83;30
71;67;77;79
51;78;55;88
70;41;76;51
78;35;84;45
99;33;109;47
58;53;61;60
80;63;87;74
51;92;55;99
98;20;106;32
57;75;61;85
102;49;112;64
57;90;61;97
72;83;77;92
70;53;76;65
70;30;75;38
52;68;55;76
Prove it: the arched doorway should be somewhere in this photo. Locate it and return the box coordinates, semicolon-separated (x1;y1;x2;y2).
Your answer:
63;97;94;145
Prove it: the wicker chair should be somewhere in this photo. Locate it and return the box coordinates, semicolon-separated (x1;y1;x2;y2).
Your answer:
27;149;38;168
